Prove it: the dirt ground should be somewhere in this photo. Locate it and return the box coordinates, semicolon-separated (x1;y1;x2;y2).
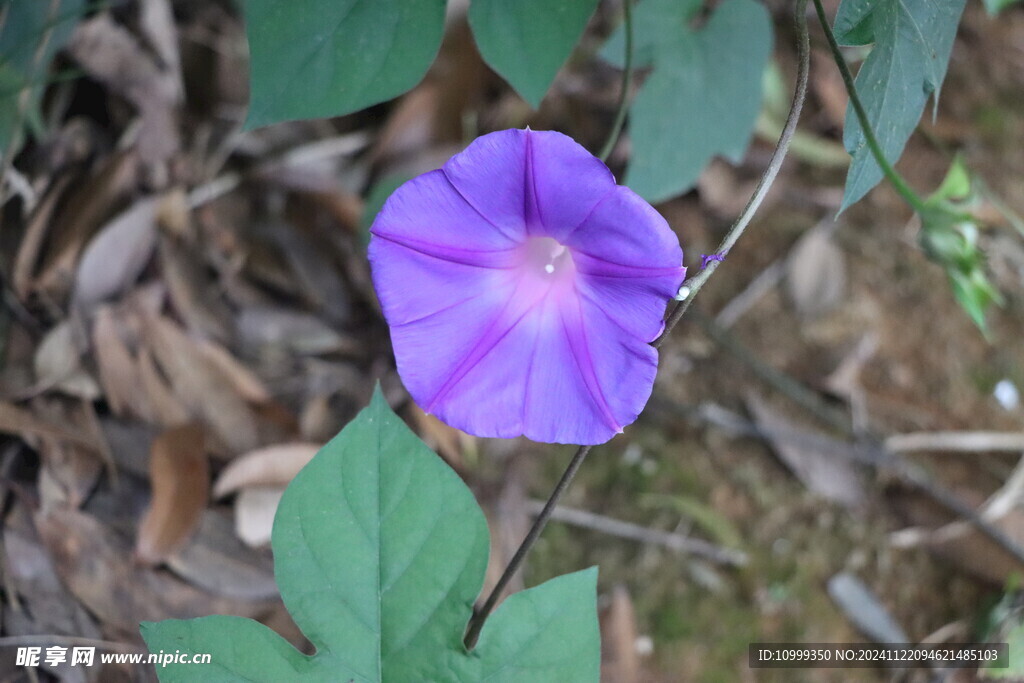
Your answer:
1;0;1023;681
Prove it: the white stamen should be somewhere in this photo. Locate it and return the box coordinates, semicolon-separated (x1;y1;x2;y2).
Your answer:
544;264;555;274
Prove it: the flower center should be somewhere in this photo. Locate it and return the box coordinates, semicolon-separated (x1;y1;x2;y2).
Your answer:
524;237;574;277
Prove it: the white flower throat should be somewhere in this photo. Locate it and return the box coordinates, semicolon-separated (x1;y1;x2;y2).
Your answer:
526;236;572;277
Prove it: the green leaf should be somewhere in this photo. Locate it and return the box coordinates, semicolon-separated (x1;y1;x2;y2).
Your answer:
948;267;1002;334
983;626;1024;677
982;0;1022;15
469;0;601;108
600;0;706;70
0;0;86;156
919;207;1003;334
618;0;773;204
475;568;600;682
928;155;971;203
142;388;600;681
243;0;447;129
141;616;315;679
834;0;967;211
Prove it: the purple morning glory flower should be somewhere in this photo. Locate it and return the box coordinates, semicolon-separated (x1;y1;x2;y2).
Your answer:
368;129;685;445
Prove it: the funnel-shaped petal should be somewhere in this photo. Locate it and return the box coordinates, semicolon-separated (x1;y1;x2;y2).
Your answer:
369;129;684;445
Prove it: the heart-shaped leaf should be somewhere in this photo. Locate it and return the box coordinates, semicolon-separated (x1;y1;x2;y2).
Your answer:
604;0;773;203
468;0;601;108
243;0;447;129
141;388;600;681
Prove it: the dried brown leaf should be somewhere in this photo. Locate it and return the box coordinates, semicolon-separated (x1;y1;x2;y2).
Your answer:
3;503;101;648
138;0;183;100
786;226;847;317
251;401;301;446
745;394;865;508
92;307;141;417
827;572;909;643
0;401;100;451
125;280;168;318
601;585;641;683
12;175;73;300
156;188;191;238
166;510;277;601
266;217;352;324
233;486;284;547
33;320;100;400
409;402;471;470
825;332;879;431
258;133;369;196
212;442;318;499
72;197;160;312
371;83;441;165
306;190;364;233
0;322;38;396
68;14;179;166
144;315;259;453
25;151;139;301
159;236;232;342
137;346;188;426
35;507;264;633
825;333;879;400
37;438;102;511
99;416;158;479
239;238;302;297
15;396;110;502
236;306;353;356
299;394;336;443
136;424;209;565
194;338;270;404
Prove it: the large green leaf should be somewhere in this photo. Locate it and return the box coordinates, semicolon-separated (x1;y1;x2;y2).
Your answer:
243;0;447;129
0;0;86;155
834;0;967;211
474;569;600;682
468;0;601;108
606;0;772;204
599;0;703;70
141;388;600;681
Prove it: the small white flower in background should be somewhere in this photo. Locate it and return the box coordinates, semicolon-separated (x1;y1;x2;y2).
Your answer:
994;379;1020;411
621;443;643;465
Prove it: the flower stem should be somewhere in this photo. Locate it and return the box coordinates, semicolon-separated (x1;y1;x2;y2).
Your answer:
654;0;810;346
466;0;813;652
809;0;928;215
463;444;592;650
598;0;634;163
